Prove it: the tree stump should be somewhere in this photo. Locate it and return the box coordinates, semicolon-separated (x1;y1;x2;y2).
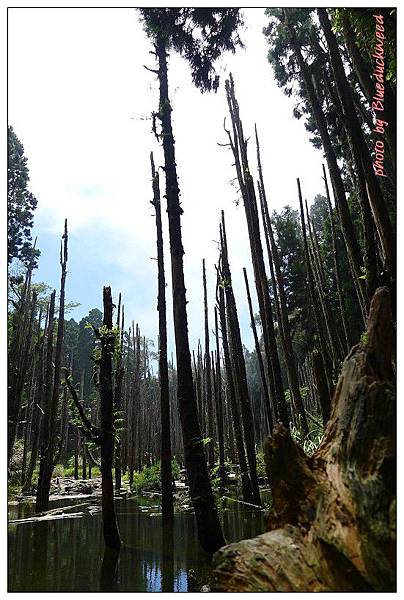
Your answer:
212;287;395;592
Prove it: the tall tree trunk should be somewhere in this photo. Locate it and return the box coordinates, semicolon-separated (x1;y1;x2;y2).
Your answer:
99;286;121;550
297;180;333;391
256;126;308;435
216;274;254;504
220;213;261;506
214;307;226;488
151;151;174;520
242;268;273;435
36;220;68;512
203;259;215;470
225;76;288;429
114;294;124;492
323;164;351;350
284;11;368;320
155;35;224;554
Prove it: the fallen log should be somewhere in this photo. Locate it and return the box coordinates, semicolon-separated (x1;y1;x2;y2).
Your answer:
213;287;396;592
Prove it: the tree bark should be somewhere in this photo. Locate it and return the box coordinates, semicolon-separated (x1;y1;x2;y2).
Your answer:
220;213;261;507
36;220;68;512
156;35;224;554
99;286;121;550
216;275;254;504
213;287;395;592
151;151;174;520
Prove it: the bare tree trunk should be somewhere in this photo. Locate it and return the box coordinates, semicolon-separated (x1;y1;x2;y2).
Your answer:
99;286;121;550
155;35;224;554
256;127;308;434
202;259;215;469
151;151;174;520
220;213;261;507
297;180;333;392
36;220;68;512
242;268;273;434
216;275;254;504
114;294;124;491
225;76;288;428
214;309;226;488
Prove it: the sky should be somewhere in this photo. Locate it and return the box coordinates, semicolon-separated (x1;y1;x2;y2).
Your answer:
8;7;325;357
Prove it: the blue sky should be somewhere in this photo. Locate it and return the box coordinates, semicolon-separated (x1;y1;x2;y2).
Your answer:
8;7;325;357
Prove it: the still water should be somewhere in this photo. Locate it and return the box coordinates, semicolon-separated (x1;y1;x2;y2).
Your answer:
8;494;266;592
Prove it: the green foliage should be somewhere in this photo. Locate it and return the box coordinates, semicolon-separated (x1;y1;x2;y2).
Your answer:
139;8;244;92
256;451;267;480
291;418;324;457
130;457;180;493
52;463;65;478
8;126;40;269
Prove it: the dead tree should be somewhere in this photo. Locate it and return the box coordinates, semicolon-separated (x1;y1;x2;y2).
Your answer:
225;75;288;429
36;220;68;512
256;126;308;435
150;151;174;520
216;269;254;504
220;213;261;506
155;33;224;554
65;286;121;550
242;268;273;435
202;259;215;469
213;287;395;592
214;306;226;488
323;164;351;351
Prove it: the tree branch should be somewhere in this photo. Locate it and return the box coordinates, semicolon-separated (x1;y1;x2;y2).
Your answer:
63;368;101;440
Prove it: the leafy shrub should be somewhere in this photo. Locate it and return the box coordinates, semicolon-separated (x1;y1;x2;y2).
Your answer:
256;451;267;479
130;457;181;494
52;463;65;478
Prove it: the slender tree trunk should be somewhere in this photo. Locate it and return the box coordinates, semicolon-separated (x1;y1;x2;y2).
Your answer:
114;295;124;492
36;220;68;512
284;12;368;320
203;259;215;469
312;351;331;427
214;308;226;488
242;268;273;434
225;76;288;429
220;213;261;506
323;164;351;350
297;180;333;392
151;151;174;520
217;275;254;504
155;35;224;554
99;286;121;550
256;127;309;435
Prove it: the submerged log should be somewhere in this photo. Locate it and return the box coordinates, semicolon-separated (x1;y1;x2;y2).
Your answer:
213;287;395;592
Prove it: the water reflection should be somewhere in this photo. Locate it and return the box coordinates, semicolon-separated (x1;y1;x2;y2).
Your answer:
8;495;265;592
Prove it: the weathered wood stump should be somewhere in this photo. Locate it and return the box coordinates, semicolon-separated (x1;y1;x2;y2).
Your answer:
213;287;395;592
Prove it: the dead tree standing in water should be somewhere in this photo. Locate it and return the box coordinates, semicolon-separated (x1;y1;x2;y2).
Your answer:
150;151;174;520
36;220;68;512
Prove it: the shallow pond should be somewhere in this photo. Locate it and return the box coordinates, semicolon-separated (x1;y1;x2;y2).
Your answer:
8;493;267;592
